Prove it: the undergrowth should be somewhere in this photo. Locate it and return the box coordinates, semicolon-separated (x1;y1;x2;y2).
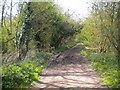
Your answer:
80;47;120;88
52;42;76;53
2;42;76;88
2;51;52;88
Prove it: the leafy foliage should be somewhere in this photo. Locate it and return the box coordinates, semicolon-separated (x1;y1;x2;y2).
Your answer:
80;47;119;88
30;2;80;49
1;1;81;88
77;2;120;55
52;42;76;53
77;2;120;88
2;42;76;88
1;1;81;63
2;51;50;88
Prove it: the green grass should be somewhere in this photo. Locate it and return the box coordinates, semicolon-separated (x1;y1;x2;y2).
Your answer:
52;42;76;53
80;48;120;88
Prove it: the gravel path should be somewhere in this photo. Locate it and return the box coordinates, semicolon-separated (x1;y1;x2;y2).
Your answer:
31;44;108;89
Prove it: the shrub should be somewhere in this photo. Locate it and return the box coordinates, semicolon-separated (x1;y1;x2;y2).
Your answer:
2;51;50;88
2;43;75;88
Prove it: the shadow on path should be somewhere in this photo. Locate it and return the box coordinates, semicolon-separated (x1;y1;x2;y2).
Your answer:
31;45;108;89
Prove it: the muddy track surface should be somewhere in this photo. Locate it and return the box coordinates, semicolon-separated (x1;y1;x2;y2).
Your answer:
31;44;108;89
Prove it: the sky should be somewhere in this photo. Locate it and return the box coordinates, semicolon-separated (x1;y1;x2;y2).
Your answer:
0;0;93;21
55;0;93;21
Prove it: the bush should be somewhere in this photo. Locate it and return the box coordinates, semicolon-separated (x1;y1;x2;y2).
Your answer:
2;43;75;88
2;51;51;88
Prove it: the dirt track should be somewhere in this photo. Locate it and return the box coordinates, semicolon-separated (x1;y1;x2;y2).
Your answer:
31;44;108;89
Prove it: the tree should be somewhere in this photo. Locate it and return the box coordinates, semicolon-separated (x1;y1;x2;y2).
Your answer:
80;2;120;55
19;2;32;59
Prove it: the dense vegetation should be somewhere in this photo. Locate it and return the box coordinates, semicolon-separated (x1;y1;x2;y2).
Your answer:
1;1;81;88
1;0;120;88
77;2;120;88
1;1;81;63
2;42;76;88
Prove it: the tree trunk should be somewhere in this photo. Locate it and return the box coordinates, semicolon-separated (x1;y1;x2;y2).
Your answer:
19;2;31;60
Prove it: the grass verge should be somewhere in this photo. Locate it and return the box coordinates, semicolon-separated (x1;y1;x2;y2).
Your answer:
80;46;120;88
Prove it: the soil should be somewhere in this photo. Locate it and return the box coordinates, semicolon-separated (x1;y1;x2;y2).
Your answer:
31;44;108;89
